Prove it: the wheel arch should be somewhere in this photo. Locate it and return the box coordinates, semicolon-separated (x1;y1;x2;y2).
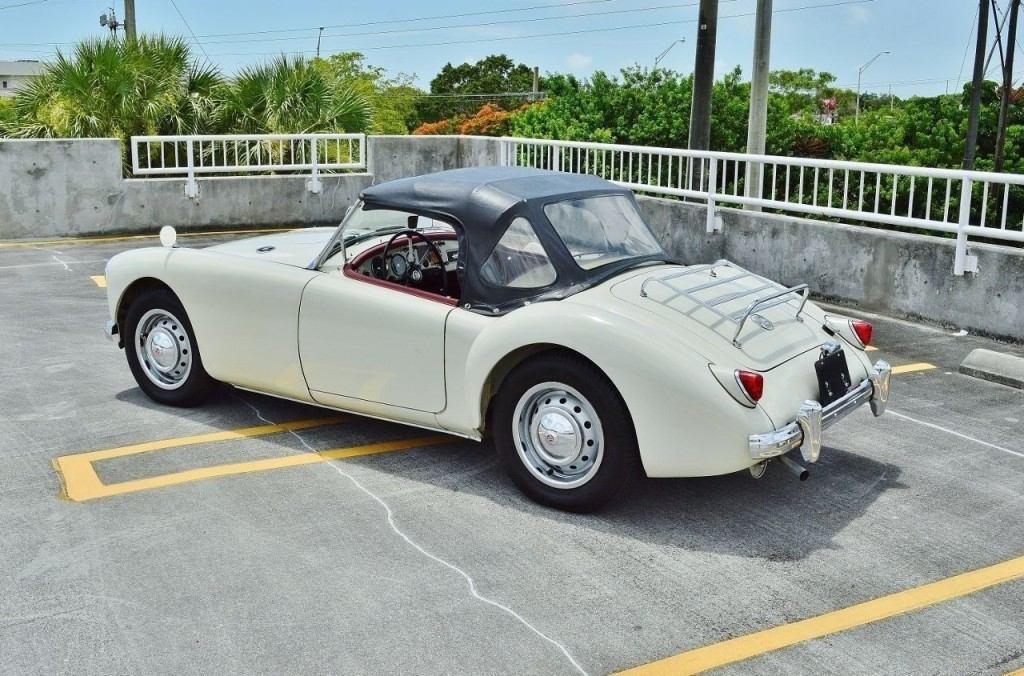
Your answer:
115;277;179;343
479;343;636;438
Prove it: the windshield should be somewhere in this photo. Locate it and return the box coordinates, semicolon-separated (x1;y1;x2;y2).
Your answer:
544;195;665;270
342;206;453;243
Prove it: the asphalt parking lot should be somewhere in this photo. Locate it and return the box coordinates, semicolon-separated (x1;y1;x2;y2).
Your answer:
1;231;1023;676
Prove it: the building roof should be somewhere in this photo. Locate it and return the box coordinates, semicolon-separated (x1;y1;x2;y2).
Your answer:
0;60;45;76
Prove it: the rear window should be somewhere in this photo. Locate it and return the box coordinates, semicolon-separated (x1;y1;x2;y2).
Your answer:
544;195;664;270
480;217;557;288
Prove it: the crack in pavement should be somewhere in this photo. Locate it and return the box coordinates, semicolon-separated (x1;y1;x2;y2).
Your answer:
234;394;589;676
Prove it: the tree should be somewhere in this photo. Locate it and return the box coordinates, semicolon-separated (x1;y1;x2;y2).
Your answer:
769;68;837;114
317;52;421;134
416;54;538;122
217;55;371;134
5;35;222;141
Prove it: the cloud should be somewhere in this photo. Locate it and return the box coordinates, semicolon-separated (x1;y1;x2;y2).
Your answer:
567;52;593;70
847;5;871;23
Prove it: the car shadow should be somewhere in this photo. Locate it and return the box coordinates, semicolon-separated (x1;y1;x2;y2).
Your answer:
113;386;906;563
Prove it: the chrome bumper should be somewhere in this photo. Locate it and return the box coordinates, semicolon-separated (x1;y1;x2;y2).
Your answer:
748;360;891;463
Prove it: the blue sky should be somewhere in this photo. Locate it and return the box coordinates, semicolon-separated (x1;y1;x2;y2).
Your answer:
0;0;1010;96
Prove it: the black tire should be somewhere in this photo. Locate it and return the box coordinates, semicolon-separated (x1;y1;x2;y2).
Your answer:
493;352;642;512
123;288;216;407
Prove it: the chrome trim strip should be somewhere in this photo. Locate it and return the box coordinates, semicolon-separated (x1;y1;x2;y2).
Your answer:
747;360;891;462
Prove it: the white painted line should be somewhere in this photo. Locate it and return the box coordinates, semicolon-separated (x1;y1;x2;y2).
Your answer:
235;395;591;676
887;409;1024;459
0;259;106;270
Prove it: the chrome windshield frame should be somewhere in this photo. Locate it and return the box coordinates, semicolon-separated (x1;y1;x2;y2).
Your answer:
310;200;361;270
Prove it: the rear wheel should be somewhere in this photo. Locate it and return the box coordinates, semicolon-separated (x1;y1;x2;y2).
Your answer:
493;353;641;512
123;288;216;407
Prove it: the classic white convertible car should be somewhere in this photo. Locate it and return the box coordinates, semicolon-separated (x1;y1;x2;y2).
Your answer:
104;167;891;511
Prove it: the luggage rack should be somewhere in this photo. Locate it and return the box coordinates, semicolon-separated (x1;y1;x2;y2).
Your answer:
640;260;810;347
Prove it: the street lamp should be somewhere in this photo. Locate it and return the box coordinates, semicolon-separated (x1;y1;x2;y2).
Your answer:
856;50;890;123
654;38;686;68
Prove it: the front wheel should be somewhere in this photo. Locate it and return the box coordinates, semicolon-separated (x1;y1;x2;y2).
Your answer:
493;353;641;512
123;288;216;407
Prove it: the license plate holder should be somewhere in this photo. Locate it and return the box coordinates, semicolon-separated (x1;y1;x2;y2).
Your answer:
815;346;852;407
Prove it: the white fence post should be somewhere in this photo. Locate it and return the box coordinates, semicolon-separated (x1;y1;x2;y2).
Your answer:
131;138;141;176
307;136;322;194
706;158;721;233
184;138;199;199
954;178;978;275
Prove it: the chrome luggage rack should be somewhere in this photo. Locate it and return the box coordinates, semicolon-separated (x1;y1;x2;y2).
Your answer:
640;260;810;347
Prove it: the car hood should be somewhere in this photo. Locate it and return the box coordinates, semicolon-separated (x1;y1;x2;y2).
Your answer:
571;263;829;371
203;227;335;267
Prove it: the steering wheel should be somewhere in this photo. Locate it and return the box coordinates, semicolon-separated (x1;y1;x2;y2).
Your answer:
381;229;450;299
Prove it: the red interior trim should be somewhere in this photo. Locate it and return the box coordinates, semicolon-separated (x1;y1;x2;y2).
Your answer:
343;231;459;306
342;265;459;306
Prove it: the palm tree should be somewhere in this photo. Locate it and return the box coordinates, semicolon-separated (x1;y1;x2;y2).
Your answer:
5;35;223;141
218;55;371;135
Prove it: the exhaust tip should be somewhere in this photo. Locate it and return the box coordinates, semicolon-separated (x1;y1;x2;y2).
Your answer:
778;454;810;481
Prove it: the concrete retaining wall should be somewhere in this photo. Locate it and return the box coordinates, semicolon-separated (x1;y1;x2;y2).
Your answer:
638;196;1024;341
366;135;502;183
0;138;372;238
1;136;503;239
1;135;1021;340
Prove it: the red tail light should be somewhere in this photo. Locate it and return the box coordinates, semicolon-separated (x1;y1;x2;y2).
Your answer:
851;319;873;347
735;369;764;404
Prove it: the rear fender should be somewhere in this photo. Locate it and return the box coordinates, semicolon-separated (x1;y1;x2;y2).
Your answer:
443;301;775;477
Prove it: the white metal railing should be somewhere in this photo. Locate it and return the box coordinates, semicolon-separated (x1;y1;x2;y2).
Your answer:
131;133;366;198
499;137;1024;275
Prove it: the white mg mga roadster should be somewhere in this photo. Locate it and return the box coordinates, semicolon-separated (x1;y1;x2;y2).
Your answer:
104;167;891;511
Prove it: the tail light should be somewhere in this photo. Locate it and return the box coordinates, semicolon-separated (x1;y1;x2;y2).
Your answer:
851;319;873;347
735;369;764;404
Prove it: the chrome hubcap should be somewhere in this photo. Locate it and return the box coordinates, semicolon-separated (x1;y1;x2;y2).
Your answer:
513;383;604;489
135;309;192;390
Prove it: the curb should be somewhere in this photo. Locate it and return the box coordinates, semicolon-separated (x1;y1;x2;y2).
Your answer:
959;349;1024;390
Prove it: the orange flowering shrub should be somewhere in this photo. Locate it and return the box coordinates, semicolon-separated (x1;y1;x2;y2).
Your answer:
412;119;455;135
456;104;512;136
413;102;537;136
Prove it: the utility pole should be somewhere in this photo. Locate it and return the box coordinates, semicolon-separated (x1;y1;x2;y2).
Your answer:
745;0;772;205
316;26;324;59
964;0;991;170
532;66;540;101
688;0;719;155
995;0;1019;172
123;0;136;40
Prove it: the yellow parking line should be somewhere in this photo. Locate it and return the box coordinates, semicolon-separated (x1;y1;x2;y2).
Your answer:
72;435;448;500
90;275;107;288
1005;667;1024;675
55;417;340;501
891;362;937;375
0;227;294;249
618;554;1024;675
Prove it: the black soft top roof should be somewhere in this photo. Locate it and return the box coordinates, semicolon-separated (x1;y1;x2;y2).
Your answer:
359;167;669;314
361;166;628;227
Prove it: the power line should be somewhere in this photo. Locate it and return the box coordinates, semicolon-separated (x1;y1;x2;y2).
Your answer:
196;1;726;47
193;0;615;40
205;0;874;57
0;0;48;10
168;0;209;61
957;3;980;90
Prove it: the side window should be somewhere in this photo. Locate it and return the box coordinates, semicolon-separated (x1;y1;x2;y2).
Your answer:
480;217;557;289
